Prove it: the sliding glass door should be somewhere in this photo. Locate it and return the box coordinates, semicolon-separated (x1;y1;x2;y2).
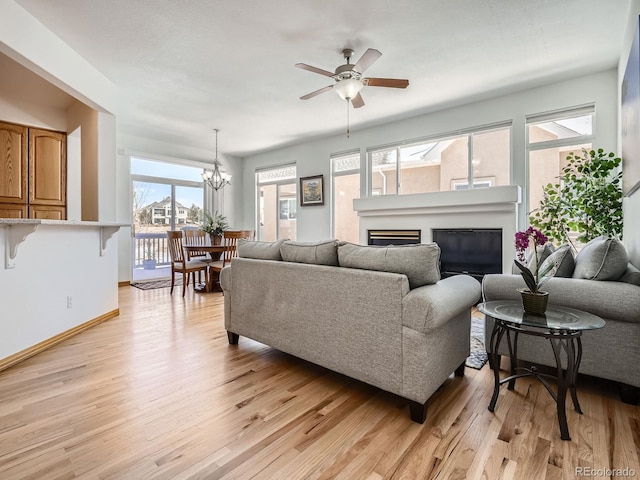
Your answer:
131;158;205;282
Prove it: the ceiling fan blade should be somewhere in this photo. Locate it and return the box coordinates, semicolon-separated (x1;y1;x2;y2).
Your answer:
353;48;382;73
295;63;335;77
363;77;409;89
351;92;365;109
300;85;334;100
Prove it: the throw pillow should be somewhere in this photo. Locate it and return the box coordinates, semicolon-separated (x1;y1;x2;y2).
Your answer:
237;238;287;261
337;242;441;289
619;263;640;286
539;244;575;278
526;242;556;271
280;240;339;266
572;236;629;281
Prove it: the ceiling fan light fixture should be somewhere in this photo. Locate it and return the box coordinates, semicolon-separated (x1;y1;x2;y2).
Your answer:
334;78;363;101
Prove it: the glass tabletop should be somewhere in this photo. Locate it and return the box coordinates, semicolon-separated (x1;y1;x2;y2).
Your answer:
477;301;605;331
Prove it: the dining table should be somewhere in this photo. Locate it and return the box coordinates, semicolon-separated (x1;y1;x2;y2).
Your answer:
183;244;235;292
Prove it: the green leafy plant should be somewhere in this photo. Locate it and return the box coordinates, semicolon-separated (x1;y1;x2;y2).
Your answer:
529;148;623;251
201;210;229;236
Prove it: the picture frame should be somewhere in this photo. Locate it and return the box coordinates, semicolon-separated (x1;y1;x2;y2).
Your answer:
300;175;324;206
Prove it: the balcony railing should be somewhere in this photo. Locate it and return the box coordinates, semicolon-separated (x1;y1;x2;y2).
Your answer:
133;233;170;268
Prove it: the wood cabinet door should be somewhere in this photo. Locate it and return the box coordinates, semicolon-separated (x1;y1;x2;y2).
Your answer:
29;128;66;206
0;204;27;218
0;121;28;204
29;204;66;220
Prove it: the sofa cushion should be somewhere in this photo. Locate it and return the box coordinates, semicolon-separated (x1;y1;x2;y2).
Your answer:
539;244;574;278
280;240;339;266
337;242;441;289
527;242;555;270
572;236;628;281
619;263;640;286
237;238;286;261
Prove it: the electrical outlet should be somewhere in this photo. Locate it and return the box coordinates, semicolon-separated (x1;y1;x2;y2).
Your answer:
66;296;72;309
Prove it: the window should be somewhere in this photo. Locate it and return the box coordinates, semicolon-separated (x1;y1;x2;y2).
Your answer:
131;157;205;281
331;151;360;243
256;164;297;241
526;106;594;217
367;123;511;196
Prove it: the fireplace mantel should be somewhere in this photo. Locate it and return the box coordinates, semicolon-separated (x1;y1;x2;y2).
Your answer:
353;186;521;274
353;185;521;216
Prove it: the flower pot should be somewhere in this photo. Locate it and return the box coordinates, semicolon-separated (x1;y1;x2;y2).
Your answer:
142;259;156;270
210;234;222;245
517;288;549;315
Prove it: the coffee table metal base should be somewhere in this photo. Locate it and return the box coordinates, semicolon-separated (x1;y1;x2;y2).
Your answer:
488;319;583;441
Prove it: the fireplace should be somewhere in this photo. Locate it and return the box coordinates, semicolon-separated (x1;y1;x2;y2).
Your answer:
368;229;421;246
432;228;502;281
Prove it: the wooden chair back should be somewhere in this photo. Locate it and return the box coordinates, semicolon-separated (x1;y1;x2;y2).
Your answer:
167;230;186;264
222;230;255;265
183;229;207;259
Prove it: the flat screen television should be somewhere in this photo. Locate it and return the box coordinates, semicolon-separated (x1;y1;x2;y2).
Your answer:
432;228;502;279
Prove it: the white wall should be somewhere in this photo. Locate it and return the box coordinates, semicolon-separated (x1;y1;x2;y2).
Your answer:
242;70;618;241
0;1;123;358
0;0;118;114
0;95;67;131
620;0;640;267
0;224;119;360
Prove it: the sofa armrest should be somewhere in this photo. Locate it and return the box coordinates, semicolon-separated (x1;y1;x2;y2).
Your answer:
482;274;640;324
220;265;231;292
403;275;481;333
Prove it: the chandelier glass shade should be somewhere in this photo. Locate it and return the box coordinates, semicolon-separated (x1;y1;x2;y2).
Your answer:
202;129;231;191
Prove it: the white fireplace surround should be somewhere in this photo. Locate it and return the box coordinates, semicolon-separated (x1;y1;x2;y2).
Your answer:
354;185;521;275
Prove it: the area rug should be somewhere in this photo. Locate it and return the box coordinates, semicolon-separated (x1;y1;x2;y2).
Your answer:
466;314;489;370
131;278;181;290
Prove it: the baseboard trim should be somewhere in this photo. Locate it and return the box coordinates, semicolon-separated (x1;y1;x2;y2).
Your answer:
0;308;120;373
118;281;131;287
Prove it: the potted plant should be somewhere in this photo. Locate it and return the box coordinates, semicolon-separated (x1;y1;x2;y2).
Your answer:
513;227;556;315
201;210;229;245
529;148;623;251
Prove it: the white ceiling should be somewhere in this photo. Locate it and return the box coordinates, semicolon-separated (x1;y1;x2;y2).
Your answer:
10;0;632;158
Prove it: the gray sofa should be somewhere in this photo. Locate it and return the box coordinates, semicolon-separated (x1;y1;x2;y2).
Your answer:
220;240;481;422
482;237;640;402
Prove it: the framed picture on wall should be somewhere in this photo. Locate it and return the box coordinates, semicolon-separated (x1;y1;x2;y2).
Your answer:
300;175;324;206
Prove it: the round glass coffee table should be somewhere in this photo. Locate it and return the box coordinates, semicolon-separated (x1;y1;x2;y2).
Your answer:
477;300;605;441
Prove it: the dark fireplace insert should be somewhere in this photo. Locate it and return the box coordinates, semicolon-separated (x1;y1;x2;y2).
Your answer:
367;229;421;246
432;228;502;281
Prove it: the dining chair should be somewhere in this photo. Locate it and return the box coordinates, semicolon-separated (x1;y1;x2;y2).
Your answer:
208;230;255;280
166;230;209;297
183;228;209;286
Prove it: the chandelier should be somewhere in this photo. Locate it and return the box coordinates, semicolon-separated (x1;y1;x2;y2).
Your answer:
202;128;231;191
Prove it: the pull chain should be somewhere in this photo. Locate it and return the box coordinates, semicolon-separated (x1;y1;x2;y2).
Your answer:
346;100;350;138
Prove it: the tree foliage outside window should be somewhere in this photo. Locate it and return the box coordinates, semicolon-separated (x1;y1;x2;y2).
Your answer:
529;148;623;251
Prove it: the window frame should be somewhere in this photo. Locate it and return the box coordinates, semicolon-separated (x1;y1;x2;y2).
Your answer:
525;105;596;217
255;163;297;241
365;121;512;197
330;150;360;241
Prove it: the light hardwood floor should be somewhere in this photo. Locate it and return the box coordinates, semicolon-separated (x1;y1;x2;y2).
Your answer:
0;286;638;479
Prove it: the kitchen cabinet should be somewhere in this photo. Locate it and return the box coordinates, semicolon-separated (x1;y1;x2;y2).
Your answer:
0;121;66;219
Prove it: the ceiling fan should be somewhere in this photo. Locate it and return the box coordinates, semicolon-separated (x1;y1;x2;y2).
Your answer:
295;48;409;108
